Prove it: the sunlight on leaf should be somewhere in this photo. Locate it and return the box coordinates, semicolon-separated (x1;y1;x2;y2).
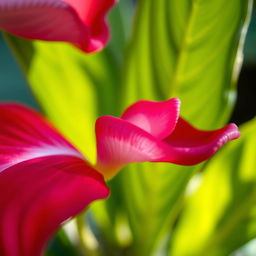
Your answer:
169;119;256;256
123;0;252;129
120;0;252;255
4;37;119;162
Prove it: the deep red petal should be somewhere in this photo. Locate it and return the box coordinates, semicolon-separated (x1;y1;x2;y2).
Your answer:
0;103;83;171
122;98;180;140
0;0;116;52
0;155;109;256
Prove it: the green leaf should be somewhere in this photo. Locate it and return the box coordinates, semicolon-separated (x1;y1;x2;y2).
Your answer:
120;0;252;255
3;0;134;161
4;36;119;161
121;163;199;255
169;119;256;256
123;0;252;128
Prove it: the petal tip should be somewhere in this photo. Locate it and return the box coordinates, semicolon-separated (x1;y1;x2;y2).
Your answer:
227;123;241;140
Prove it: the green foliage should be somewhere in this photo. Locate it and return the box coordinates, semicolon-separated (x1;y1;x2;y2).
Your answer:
3;0;254;255
120;163;199;255
4;37;119;162
119;0;253;255
169;119;256;256
123;0;252;129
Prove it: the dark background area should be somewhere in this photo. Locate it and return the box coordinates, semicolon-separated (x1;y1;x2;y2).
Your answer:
0;35;38;107
230;11;256;125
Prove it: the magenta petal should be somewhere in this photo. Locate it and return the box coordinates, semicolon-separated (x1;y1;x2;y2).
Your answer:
96;115;240;178
63;0;117;52
96;116;167;178
0;104;109;255
122;98;180;139
162;118;241;165
0;0;88;47
0;103;82;171
0;0;116;53
0;155;109;256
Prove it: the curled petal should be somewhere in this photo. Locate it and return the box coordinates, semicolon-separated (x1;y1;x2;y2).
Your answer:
63;0;117;52
0;0;116;53
0;155;109;256
122;98;180;139
96;116;166;179
96;116;240;178
162;118;241;165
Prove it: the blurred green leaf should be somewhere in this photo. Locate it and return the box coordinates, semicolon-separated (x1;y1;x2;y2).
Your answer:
244;12;256;65
3;0;134;161
120;0;252;255
5;35;125;252
4;36;119;162
169;119;256;256
121;163;198;255
46;228;80;256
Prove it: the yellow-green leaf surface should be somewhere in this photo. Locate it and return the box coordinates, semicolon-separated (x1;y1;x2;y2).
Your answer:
169;119;256;256
123;0;252;128
121;163;199;255
120;0;252;255
5;36;119;162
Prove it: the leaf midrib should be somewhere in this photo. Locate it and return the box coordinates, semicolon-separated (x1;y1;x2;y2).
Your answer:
169;0;200;97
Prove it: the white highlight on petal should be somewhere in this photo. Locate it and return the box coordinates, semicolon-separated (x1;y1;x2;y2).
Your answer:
0;144;84;172
124;114;152;134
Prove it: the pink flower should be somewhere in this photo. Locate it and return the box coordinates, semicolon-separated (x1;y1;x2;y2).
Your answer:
96;98;240;179
0;0;117;53
0;104;109;256
0;98;240;255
